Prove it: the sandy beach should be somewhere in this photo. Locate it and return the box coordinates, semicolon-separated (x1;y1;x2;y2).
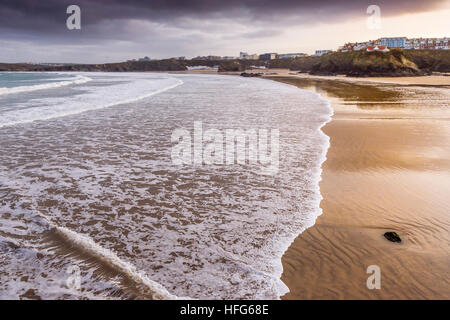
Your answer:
265;74;450;299
226;67;447;85
1;69;448;300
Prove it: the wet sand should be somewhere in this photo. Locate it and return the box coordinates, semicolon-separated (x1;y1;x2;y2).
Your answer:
264;69;450;86
267;75;450;299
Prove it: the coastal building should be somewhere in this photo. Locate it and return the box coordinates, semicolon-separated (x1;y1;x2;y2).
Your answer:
249;65;267;69
246;54;260;60
339;41;375;52
352;40;380;51
404;39;413;49
259;53;277;60
239;52;259;60
277;53;307;59
339;43;356;52
397;37;449;50
339;37;449;51
315;50;332;56
239;52;248;59
380;37;407;48
366;45;389;52
207;56;222;61
353;43;368;51
435;37;449;49
193;55;222;60
187;66;219;70
36;62;65;66
222;56;237;60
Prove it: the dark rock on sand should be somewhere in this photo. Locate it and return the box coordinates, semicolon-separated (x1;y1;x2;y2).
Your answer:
384;231;402;243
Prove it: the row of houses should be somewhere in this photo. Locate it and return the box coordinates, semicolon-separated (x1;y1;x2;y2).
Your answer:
240;52;311;60
339;37;449;52
187;51;330;61
193;51;330;61
131;36;448;62
381;37;449;50
314;50;332;56
133;52;312;62
192;55;223;61
130;56;186;62
404;37;449;50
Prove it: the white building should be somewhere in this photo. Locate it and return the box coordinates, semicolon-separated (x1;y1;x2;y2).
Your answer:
380;37;407;48
353;43;368;51
259;53;277;60
315;50;332;56
404;39;412;49
277;53;307;59
239;52;248;59
239;52;259;60
366;45;390;52
435;37;449;50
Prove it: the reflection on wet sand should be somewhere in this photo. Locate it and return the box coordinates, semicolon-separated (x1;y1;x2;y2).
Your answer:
270;77;450;112
268;76;450;299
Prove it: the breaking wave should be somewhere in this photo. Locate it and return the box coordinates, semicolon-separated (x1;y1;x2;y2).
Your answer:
0;74;92;96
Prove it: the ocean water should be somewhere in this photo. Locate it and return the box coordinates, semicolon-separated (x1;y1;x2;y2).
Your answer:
0;72;332;299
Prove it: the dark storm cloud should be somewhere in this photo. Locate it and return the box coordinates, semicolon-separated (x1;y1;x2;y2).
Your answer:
0;0;447;63
0;0;446;34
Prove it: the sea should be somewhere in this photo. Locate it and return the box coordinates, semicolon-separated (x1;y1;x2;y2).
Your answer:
0;72;332;299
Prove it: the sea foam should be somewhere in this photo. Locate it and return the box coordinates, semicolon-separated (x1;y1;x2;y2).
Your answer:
0;74;92;96
0;74;183;128
0;73;332;299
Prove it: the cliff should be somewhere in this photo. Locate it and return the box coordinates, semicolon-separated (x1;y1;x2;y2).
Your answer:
308;49;423;76
0;59;188;72
268;50;450;76
404;50;450;73
1;50;449;76
270;56;320;72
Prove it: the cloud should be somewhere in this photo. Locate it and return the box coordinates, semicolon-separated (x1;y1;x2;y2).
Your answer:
0;0;447;63
0;0;446;33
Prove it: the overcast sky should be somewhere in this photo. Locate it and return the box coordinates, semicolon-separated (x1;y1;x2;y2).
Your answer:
0;0;449;63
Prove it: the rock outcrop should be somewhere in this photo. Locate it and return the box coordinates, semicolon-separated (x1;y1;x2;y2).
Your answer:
309;50;424;77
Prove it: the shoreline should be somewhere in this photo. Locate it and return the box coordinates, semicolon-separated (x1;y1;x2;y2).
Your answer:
174;68;450;86
3;68;450;86
266;74;450;299
1;70;448;299
250;69;450;86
